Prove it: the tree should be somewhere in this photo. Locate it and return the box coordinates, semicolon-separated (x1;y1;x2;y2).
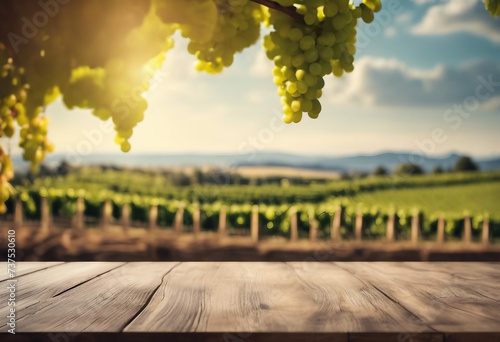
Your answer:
373;166;387;176
394;163;424;176
453;156;479;172
0;0;497;210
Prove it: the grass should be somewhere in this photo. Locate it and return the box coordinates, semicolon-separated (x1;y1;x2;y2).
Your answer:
348;181;500;218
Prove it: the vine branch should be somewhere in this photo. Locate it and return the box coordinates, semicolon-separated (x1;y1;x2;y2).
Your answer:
249;0;304;21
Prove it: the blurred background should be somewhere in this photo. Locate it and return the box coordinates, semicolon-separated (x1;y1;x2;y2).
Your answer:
1;0;500;262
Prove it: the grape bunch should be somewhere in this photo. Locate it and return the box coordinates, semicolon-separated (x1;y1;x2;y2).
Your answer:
485;0;500;17
188;0;264;73
263;0;379;123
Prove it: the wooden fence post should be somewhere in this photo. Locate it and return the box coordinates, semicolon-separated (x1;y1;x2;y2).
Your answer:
14;198;23;229
40;196;50;234
101;199;112;230
463;216;472;244
73;197;84;230
218;206;227;238
193;205;200;238
331;207;342;242
309;209;318;242
121;203;130;233
251;205;259;243
290;208;298;242
482;217;490;246
149;205;158;232
437;215;445;245
355;210;363;242
386;212;395;242
174;204;184;234
411;213;420;244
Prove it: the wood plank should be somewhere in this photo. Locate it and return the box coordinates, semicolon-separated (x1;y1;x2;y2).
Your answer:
0;262;124;321
0;261;63;281
349;333;444;342
286;262;433;333
339;262;500;332
125;262;431;333
16;262;179;332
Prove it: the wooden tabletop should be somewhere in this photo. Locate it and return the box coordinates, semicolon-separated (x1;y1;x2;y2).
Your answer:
1;262;500;341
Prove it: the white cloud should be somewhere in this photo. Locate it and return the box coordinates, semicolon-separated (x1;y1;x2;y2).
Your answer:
324;57;500;109
412;0;500;43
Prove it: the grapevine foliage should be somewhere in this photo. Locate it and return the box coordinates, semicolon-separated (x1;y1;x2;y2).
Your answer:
0;0;497;211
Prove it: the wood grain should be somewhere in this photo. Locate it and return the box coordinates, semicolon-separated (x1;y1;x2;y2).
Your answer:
339;262;500;332
125;262;431;333
0;262;123;321
0;262;63;281
4;262;499;336
16;262;179;332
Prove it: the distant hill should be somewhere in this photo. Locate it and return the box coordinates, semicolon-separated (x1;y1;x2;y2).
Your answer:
12;152;500;174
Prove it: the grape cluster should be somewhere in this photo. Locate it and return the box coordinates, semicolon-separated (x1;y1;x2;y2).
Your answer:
264;0;379;123
485;0;500;17
189;0;264;73
0;49;29;138
0;146;13;213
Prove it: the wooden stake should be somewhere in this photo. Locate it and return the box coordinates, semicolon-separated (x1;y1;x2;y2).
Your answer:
309;209;318;242
355;210;363;242
193;205;200;237
121;203;130;233
386;212;395;242
463;216;472;244
40;196;50;234
73;197;84;230
290;208;298;242
174;204;184;234
218;206;227;238
14;198;23;229
411;213;420;244
482;217;490;246
251;205;259;243
149;205;158;232
331;207;342;242
101;199;112;230
437;215;445;245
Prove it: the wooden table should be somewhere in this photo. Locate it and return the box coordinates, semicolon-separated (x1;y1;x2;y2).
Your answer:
1;262;500;341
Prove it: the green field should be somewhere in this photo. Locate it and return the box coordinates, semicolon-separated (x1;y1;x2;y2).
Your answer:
349;182;500;218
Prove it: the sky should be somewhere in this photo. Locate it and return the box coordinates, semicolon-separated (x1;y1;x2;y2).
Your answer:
14;0;500;159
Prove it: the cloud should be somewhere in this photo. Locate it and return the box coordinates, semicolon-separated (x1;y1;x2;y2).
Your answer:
324;57;500;109
412;0;500;43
